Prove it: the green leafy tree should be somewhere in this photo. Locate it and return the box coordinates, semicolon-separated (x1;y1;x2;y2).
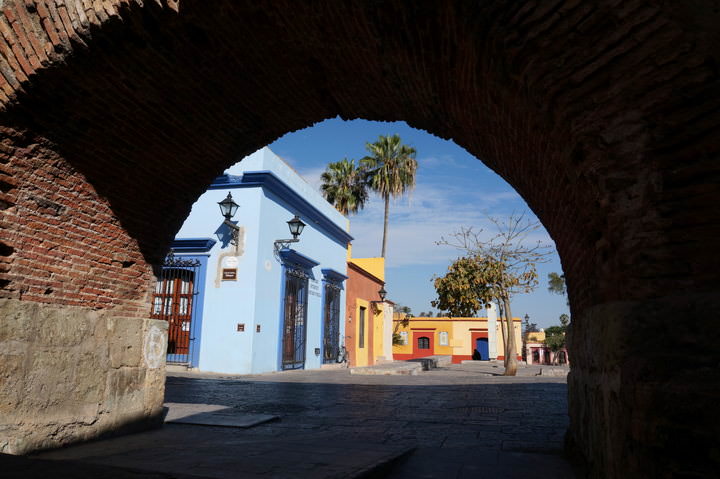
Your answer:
433;213;551;376
544;314;569;364
547;272;566;295
360;134;418;257
548;272;571;308
320;158;369;215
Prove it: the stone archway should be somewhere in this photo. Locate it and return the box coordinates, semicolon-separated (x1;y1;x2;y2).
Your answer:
0;1;718;476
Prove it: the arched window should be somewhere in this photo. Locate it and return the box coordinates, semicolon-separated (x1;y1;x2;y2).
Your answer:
418;336;430;349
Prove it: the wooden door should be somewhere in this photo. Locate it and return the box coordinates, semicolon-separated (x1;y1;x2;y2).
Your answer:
151;269;194;360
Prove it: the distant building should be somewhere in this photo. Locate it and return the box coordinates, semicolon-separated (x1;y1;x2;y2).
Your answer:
344;250;393;367
153;147;352;374
392;305;522;363
525;331;569;366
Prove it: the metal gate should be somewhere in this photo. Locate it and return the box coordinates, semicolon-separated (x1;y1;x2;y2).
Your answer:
322;282;341;364
282;267;308;370
151;251;201;364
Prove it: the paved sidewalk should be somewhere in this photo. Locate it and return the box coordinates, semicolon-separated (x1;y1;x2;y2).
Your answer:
26;363;575;478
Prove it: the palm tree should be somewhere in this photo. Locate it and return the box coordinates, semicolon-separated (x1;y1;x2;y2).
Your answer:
320;158;369;216
361;134;417;257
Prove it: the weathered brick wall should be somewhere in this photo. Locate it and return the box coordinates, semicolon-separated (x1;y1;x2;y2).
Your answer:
0;0;718;475
0;125;154;311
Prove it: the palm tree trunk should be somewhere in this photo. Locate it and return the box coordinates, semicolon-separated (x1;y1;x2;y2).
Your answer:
502;296;518;376
381;195;389;257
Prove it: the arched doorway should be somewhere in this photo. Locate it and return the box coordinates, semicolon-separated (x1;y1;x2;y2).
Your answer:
0;2;718;476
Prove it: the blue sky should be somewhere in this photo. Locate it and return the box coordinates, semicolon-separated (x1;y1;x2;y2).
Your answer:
269;118;569;329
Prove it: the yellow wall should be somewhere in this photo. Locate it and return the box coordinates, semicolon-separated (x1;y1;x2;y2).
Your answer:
392;316;522;359
392;317;481;356
348;252;386;366
495;319;522;359
354;299;370;367
349;257;385;281
527;331;546;342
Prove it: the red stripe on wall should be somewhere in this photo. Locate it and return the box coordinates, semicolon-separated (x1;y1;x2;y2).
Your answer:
452;355;472;363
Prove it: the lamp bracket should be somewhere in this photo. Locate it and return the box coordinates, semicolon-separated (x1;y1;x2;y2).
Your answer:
224;218;240;231
273;238;299;251
224;218;240;246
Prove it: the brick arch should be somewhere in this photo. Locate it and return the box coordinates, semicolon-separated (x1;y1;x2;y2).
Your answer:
0;1;718;475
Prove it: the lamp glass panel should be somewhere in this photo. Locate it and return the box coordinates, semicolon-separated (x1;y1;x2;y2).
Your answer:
218;193;239;218
288;216;306;236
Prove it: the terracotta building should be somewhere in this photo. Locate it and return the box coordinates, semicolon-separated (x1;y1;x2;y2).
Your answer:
344;251;392;367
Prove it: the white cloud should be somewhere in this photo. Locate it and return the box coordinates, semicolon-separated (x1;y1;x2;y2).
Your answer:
290;162;553;269
347;181;553;268
293;165;326;193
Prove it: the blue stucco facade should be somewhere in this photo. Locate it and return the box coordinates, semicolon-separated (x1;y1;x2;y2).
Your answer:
168;147;351;374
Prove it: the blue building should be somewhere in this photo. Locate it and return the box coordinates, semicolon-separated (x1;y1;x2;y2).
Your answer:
152;147;352;374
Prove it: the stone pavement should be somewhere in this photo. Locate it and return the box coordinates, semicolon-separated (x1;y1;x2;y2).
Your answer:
23;362;575;478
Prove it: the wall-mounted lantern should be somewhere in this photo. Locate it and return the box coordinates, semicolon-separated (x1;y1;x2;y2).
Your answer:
218;192;239;219
218;192;241;246
370;285;387;313
287;215;306;240
378;286;387;302
274;215;306;252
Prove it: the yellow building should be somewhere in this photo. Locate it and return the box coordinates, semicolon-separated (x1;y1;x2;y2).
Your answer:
392;306;522;363
345;246;393;367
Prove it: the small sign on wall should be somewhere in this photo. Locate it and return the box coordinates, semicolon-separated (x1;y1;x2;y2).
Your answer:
309;279;321;297
222;268;237;281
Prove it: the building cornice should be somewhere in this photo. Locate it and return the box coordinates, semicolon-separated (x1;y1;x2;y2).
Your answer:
347;260;384;285
279;248;320;270
209;171;353;246
171;238;217;253
321;268;348;283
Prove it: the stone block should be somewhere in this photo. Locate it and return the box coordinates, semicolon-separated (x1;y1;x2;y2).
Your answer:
539;367;569;377
0;299;166;454
107;317;144;368
350;362;421;375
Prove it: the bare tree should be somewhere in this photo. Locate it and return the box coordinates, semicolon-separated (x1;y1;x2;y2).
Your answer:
434;213;551;376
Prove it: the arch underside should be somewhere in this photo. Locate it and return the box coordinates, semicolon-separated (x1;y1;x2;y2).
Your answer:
0;1;718;476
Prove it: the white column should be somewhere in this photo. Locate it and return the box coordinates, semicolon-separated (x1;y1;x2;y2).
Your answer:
382;303;393;360
487;302;498;360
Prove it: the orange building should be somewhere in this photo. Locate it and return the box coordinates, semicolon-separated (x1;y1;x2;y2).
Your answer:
392;309;522;364
344;254;390;367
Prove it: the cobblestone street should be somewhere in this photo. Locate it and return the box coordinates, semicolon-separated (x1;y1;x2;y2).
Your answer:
32;363;575;478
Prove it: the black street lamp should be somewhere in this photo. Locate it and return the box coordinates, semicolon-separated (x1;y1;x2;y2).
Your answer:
370;286;387;313
274;214;306;252
287;215;306;240
378;286;387;302
218;192;239;219
218;192;241;246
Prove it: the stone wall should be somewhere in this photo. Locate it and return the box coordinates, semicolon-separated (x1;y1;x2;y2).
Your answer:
0;299;167;454
568;293;720;477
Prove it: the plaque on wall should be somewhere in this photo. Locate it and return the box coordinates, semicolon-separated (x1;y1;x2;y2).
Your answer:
222;268;237;280
224;256;239;268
